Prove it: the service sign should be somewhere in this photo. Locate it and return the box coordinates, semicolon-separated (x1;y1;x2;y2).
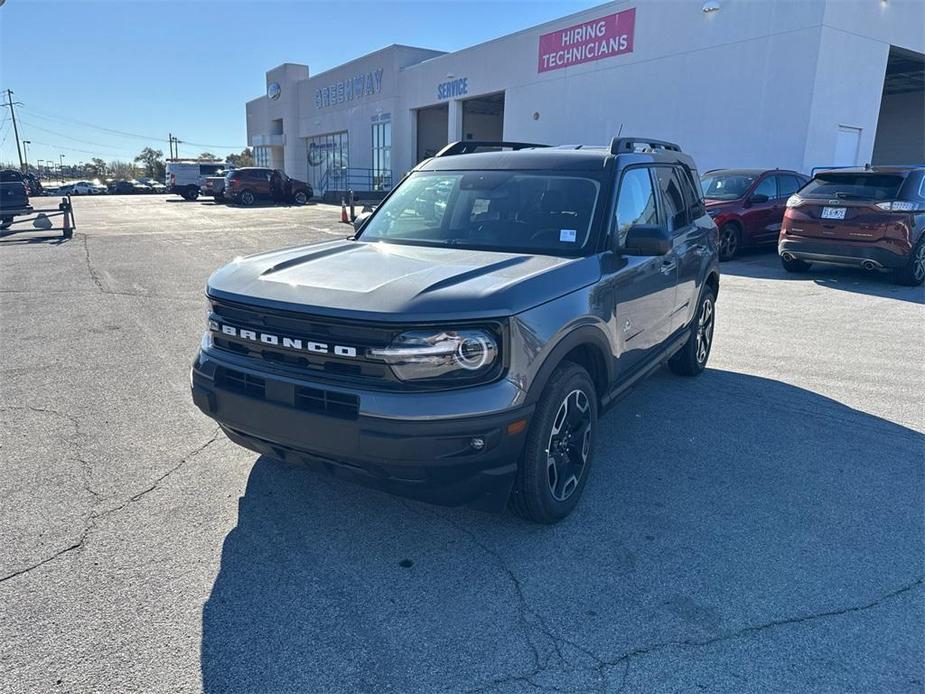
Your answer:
538;8;635;73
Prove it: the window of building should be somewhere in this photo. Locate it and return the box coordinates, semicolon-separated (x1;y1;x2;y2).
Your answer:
614;167;657;246
305;131;349;193
254;146;272;168
372;121;392;191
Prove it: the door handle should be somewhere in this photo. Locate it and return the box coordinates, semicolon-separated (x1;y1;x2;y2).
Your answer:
660;260;677;274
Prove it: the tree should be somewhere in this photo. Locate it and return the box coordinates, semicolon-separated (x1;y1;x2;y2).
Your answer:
226;148;254;168
90;157;107;178
134;147;165;179
198;152;221;161
108;160;136;179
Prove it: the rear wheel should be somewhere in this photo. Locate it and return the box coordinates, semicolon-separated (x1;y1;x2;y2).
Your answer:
292;190;308;205
511;362;597;524
1;216;12;230
669;286;716;377
718;223;740;261
183;188;199;201
239;190;256;206
781;255;811;273
893;237;925;286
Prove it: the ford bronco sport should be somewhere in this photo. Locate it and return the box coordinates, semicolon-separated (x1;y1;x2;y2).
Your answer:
191;138;720;523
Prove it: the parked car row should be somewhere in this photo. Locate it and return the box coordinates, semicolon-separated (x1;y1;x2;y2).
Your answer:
700;164;925;285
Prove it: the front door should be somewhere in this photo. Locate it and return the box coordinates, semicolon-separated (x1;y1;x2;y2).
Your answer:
741;175;778;244
608;166;677;376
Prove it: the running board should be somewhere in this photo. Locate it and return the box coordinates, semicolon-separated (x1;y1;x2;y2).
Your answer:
600;330;690;412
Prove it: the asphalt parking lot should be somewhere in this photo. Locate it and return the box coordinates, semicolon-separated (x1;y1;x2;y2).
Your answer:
1;194;923;694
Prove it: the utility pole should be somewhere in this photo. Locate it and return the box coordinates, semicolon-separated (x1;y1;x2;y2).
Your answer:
3;89;24;170
168;133;174;158
22;140;31;171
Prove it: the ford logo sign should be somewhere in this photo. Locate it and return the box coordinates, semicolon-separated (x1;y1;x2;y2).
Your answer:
268;82;281;100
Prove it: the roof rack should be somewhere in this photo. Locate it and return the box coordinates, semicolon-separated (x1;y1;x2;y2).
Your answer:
610;137;682;155
434;141;549;157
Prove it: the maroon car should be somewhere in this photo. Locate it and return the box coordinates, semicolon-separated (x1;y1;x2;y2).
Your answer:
701;169;809;260
779;166;925;286
225;167;313;207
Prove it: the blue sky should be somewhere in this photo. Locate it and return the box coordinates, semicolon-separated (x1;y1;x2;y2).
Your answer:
0;0;601;166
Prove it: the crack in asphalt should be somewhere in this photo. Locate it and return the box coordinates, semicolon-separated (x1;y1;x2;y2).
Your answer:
0;416;222;586
79;233;106;293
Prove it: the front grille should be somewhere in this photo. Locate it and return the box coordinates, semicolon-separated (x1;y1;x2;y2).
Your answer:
216;366;359;420
218;368;265;398
209;298;398;386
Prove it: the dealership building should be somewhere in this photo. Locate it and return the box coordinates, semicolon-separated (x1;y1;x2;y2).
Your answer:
245;0;924;197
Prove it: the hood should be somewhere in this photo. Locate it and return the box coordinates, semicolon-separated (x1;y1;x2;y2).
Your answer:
207;240;600;322
704;198;736;209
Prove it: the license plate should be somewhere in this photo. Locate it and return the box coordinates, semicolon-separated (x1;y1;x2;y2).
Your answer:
821;207;846;220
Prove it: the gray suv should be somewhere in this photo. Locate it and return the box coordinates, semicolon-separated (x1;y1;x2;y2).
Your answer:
191;138;720;523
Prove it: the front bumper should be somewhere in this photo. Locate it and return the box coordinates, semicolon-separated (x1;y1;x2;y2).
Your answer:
779;237;909;270
191;348;533;511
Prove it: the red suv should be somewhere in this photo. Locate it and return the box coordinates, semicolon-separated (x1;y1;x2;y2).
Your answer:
779;166;925;286
701;169;809;260
225;167;313;207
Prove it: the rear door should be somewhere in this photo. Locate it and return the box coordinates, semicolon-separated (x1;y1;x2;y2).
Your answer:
669;165;712;333
790;172;907;242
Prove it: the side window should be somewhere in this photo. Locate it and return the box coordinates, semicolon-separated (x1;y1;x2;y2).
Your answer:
679;167;705;219
776;175;801;198
654;167;688;232
614;167;658;246
753;176;776;199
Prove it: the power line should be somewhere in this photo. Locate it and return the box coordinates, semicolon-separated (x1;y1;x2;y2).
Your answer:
18;119;137;154
21;105;243;150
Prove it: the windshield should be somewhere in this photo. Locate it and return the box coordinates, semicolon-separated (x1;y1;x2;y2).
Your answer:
359;171;600;254
700;173;756;200
800;173;904;201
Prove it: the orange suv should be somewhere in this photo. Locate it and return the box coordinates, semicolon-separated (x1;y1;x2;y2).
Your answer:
779;166;925;286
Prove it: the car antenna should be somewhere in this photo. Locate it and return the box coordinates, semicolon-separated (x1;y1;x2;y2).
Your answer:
617;123;624;136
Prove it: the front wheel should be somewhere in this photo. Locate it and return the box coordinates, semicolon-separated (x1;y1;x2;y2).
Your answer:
1;216;12;230
718;223;740;261
669;286;716;377
292;190;308;205
893;237;925;286
511;362;597;524
183;188;199;201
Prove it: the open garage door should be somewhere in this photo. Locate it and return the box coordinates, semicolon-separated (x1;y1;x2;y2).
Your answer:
416;104;448;162
462;92;505;143
873;46;924;165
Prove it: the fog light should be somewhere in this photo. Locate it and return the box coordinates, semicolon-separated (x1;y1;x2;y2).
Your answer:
470;437;485;451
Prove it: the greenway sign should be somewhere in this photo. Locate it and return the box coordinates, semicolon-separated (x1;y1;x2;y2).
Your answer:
314;68;383;109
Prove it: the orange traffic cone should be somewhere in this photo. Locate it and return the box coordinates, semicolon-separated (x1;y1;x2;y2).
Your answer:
341;200;349;224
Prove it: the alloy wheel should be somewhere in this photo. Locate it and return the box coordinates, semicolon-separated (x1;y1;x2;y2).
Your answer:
720;227;738;259
696;296;715;365
545;389;592;502
914;243;925;282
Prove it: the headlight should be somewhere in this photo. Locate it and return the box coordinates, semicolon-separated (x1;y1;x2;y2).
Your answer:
786;194;804;208
370;328;499;382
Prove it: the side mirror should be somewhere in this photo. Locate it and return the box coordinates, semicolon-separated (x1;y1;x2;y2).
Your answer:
749;193;769;205
352;212;371;233
623;224;671;256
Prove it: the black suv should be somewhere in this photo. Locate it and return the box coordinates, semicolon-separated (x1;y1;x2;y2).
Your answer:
191;138;719;522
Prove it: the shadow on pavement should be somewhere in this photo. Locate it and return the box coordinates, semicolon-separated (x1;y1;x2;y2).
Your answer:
0;231;70;246
201;368;924;693
722;254;925;304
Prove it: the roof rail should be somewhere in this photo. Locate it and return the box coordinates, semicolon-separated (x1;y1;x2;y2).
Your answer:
610;137;682;155
434;141;549;157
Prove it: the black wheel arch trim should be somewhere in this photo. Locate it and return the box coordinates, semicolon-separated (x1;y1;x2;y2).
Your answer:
523;324;614;407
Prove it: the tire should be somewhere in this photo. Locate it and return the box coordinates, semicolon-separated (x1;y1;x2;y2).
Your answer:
510;362;597;524
239;190;255;206
214;192;225;203
668;286;716;377
718;223;740;261
892;237;925;286
1;217;12;230
292;190;308;205
183;188;199;201
781;255;811;273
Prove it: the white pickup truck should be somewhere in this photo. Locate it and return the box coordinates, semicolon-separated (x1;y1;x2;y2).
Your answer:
166;160;227;201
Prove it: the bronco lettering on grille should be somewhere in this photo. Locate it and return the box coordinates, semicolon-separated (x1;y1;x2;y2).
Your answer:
210;320;358;358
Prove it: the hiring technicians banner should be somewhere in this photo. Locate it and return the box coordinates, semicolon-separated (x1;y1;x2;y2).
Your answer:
537;8;636;73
